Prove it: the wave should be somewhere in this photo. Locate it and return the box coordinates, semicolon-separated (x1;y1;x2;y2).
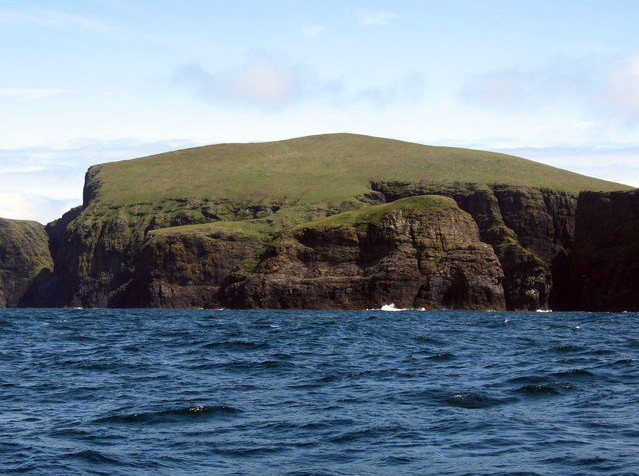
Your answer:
446;392;510;409
94;405;242;425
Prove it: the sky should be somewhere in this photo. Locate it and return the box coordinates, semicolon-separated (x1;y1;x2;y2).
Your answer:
2;0;639;223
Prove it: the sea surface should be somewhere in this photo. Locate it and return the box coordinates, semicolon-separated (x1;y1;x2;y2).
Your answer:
1;309;638;476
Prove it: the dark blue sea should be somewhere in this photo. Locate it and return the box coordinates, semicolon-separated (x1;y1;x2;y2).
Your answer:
1;309;638;475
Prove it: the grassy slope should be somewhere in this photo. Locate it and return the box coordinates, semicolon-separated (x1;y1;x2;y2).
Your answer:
148;220;271;238
0;218;53;274
291;195;456;230
94;133;632;206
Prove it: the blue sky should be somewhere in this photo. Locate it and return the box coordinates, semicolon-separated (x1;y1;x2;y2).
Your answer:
2;0;639;222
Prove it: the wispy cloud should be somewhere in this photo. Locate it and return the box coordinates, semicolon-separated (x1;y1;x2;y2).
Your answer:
353;71;425;107
0;7;107;32
172;52;310;109
459;53;639;122
0;88;71;100
606;54;639;115
301;25;325;38
358;10;399;26
172;51;424;110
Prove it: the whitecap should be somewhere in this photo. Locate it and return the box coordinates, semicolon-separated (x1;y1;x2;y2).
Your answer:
536;309;552;312
380;303;406;312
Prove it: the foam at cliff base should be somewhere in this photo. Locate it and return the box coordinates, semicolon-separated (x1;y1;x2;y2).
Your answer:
380;304;428;311
381;304;405;311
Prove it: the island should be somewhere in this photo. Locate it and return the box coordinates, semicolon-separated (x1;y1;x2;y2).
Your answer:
2;133;637;311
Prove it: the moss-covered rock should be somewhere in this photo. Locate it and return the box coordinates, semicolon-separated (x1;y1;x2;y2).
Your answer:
0;219;52;307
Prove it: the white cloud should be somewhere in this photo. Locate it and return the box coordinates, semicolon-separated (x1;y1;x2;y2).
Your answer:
607;54;639;114
460;53;639;122
173;52;308;109
358;10;399;26
0;88;71;100
301;25;325;38
353;71;425;107
172;51;425;110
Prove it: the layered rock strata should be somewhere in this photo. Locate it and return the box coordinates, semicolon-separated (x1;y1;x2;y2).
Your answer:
371;182;577;310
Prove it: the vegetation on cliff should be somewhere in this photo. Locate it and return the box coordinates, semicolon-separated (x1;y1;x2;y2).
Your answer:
0;219;52;307
2;133;635;310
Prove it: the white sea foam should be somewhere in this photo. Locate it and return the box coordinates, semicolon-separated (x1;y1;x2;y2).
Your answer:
381;303;405;311
536;309;552;312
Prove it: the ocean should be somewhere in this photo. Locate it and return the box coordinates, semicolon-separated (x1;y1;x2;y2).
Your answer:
1;309;638;475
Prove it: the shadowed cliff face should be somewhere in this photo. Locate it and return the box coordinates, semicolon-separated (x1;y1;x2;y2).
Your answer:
121;229;265;308
221;196;505;310
0;219;52;307
371;182;577;310
554;190;639;311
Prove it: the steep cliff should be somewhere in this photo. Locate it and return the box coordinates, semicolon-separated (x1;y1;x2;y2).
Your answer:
121;224;266;308
371;182;577;310
0;219;52;307
554;190;639;311
14;133;632;310
221;196;505;310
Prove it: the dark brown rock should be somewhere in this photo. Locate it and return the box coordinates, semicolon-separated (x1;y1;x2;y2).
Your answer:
371;181;577;310
120;228;265;308
222;196;505;310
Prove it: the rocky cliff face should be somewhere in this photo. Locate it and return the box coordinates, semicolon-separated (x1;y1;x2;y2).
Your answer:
121;227;265;308
11;167;635;312
221;196;505;310
371;182;577;310
18;180;580;311
0;219;52;307
554;190;639;311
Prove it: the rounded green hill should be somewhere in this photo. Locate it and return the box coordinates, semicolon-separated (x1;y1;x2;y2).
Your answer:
92;133;631;206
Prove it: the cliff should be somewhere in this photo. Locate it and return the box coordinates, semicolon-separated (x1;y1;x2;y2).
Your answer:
0;219;52;307
3;133;634;310
221;196;505;310
554;189;639;311
371;182;577;310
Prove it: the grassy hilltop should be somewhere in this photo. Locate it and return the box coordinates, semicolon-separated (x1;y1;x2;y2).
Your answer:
93;133;631;207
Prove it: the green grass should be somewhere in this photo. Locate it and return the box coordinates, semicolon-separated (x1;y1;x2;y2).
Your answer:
149;219;270;237
92;133;632;206
291;195;457;230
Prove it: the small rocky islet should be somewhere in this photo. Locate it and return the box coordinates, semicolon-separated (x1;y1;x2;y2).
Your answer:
2;133;637;311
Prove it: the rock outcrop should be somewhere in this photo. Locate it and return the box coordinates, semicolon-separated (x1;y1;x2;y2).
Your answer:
371;182;577;310
0;219;52;307
221;196;505;310
121;226;265;308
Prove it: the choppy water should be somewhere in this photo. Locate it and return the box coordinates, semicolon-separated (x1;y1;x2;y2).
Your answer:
1;309;638;475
